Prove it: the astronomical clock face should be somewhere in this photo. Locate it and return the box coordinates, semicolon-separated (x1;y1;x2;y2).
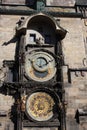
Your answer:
25;50;57;82
26;92;55;121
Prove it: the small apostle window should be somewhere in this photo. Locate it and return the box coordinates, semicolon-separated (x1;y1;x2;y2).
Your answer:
30;34;36;42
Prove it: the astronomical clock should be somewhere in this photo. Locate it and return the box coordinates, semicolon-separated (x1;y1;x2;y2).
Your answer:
16;12;66;130
21;89;60;127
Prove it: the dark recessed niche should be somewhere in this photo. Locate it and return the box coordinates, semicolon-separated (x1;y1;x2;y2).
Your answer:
25;0;35;6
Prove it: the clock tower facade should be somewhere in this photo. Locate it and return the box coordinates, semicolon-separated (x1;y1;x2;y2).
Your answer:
15;13;66;130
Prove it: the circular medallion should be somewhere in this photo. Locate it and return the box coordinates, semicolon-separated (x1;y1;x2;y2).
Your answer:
25;50;56;82
32;57;48;72
26;92;55;121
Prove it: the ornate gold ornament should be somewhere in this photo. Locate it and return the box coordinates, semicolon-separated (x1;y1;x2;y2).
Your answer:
21;95;27;112
26;92;55;121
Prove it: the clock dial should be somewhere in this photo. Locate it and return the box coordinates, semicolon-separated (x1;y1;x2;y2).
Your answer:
32;57;48;72
26;92;55;121
25;50;57;82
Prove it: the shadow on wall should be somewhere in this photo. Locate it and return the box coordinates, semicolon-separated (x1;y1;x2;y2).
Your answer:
2;36;18;46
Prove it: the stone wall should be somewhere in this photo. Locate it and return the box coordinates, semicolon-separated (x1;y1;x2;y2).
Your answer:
61;18;87;130
0;15;28;66
1;0;75;6
61;18;86;68
0;6;87;130
47;0;75;6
